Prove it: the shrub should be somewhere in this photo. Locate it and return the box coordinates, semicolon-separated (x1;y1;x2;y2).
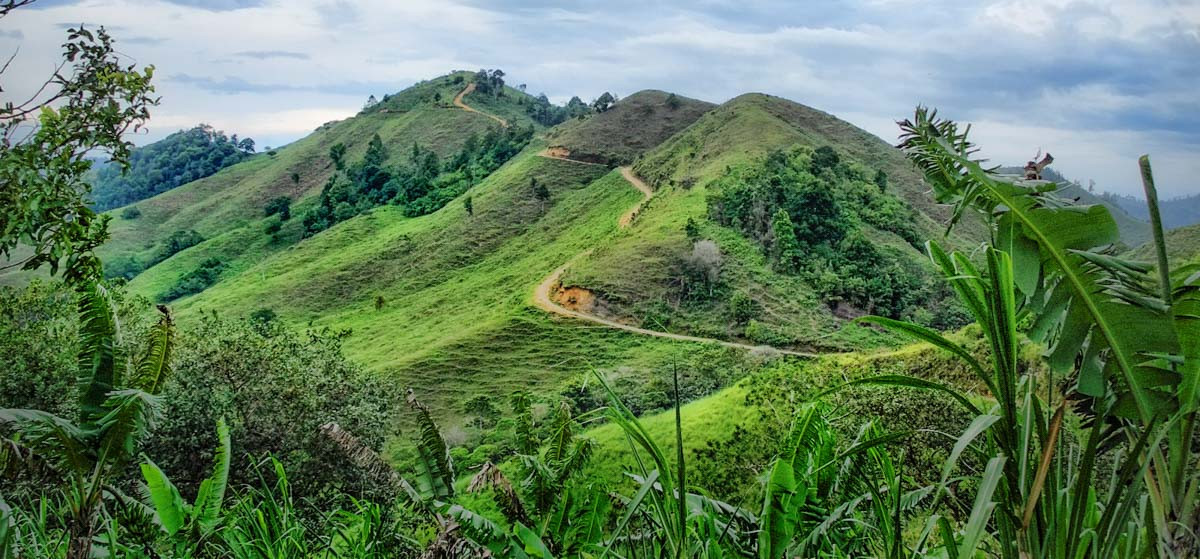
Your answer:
264;196;291;220
145;314;397;504
161;257;226;301
682;240;722;298
120;206;141;219
728;292;759;324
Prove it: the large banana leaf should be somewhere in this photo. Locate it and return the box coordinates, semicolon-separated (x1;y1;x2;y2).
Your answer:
76;283;123;425
192;417;230;531
899;108;1180;425
406;390;454;501
140;458;186;536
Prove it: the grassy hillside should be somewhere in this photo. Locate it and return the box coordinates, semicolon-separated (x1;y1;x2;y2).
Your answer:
543;90;714;165
581;331;1016;497
158;141;785;427
0;72;539;288
1127;222;1200;266
558;94;979;351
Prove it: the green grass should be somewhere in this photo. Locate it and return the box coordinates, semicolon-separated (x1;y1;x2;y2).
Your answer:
557;94;988;351
1126;221;1200;266
158;145;770;425
581;333;1010;495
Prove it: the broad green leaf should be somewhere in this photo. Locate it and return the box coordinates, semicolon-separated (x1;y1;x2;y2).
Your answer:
141;459;185;535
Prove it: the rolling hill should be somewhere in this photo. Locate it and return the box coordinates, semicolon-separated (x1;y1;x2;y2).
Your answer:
3;72;1004;434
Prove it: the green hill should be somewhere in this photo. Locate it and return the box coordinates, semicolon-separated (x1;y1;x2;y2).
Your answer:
542;90;715;165
88;124;257;211
1127;222;1200;266
558;93;982;352
2;74;993;432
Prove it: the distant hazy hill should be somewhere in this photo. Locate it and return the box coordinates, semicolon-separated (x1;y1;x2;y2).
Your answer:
89;124;256;211
997;166;1151;246
1099;191;1200;230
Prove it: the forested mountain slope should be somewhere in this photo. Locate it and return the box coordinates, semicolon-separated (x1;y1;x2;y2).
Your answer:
88;124;256;211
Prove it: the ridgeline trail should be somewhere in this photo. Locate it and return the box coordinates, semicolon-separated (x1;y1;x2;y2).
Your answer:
454;84;818;358
452;83;509;127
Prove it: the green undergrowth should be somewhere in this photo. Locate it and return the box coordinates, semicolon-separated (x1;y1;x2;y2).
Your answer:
582;328;1037;501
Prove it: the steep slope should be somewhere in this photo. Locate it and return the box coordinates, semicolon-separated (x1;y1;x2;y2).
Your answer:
557;93;979;351
1127;222;1200;266
105;73;539;294
543;90;715;165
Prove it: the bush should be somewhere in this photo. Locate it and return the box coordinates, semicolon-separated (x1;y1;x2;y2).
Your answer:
161;257;226;301
120;206;141;219
263;218;282;235
682;240;722;298
729;292;759;324
145;314;398;504
264;196;291;220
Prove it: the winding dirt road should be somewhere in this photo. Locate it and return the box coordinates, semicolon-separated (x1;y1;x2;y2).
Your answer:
452;83;509;127
452;86;816;358
530;159;817;358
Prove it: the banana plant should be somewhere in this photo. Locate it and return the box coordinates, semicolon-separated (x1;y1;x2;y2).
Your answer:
853;107;1200;557
139;418;231;555
0;283;175;559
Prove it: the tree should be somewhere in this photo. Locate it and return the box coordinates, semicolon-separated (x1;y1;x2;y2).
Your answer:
532;178;550;212
464;195;474;217
683;240;723;297
592;92;616;112
264;196;291;220
684;217;700;240
665;93;682;110
1;21;158;284
873;169;888;192
0;285;175;559
809;145;840;174
374;295;385;311
364;94;378;109
329;143;347;170
237;137;255;153
771;209;801;274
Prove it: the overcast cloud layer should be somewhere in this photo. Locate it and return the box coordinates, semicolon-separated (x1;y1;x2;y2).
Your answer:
3;0;1198;197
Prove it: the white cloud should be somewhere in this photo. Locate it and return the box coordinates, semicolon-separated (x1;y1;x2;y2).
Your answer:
1;0;1195;197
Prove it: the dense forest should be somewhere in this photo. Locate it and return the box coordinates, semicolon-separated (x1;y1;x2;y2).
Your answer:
89;125;256;211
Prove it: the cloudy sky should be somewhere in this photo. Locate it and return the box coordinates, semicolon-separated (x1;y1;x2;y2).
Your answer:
3;0;1198;197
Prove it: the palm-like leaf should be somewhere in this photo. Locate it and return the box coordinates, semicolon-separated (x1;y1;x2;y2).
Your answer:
127;305;174;395
192;417;230;531
75;283;123;424
899;107;1179;424
407;389;454;501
